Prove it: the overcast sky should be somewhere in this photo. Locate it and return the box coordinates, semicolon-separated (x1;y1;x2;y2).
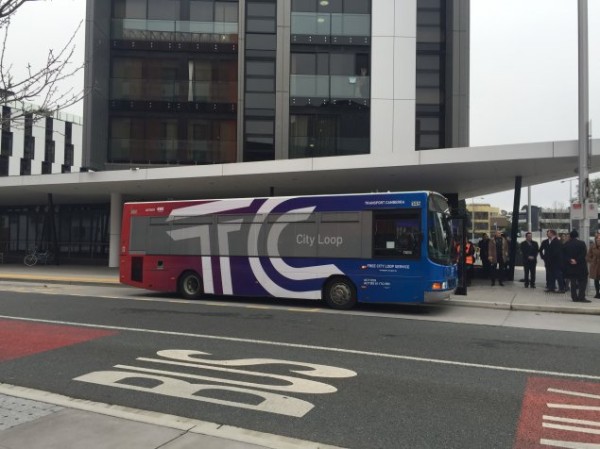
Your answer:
5;0;599;210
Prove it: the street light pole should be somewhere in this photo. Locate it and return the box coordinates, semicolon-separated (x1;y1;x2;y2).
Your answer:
578;0;590;241
471;198;475;241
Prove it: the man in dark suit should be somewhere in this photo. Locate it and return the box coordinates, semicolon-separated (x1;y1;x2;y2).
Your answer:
562;229;591;303
539;230;552;289
520;232;539;288
545;230;566;293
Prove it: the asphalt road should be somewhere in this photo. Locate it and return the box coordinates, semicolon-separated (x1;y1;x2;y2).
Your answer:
1;285;599;449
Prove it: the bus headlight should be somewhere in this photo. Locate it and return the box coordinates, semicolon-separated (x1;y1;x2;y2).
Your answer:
432;281;448;290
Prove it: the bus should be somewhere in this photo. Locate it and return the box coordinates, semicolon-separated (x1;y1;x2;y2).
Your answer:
119;191;456;309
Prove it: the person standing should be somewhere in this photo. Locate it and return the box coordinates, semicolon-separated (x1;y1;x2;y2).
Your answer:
559;233;571;291
562;230;590;303
520;232;539;288
546;230;566;293
478;233;491;278
539;230;552;290
488;230;509;286
586;233;600;299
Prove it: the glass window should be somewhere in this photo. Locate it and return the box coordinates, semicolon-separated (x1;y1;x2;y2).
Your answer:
247;19;275;33
215;2;238;23
246;34;276;51
292;0;317;12
344;0;370;14
291;53;316;75
247;3;276;17
373;211;421;259
112;58;143;78
246;93;275;109
148;0;180;20
329;54;355;75
246;61;275;76
318;0;342;13
245;120;273;135
114;0;147;19
246;78;274;92
190;0;213;21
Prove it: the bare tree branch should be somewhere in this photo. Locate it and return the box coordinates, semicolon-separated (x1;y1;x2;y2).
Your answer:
0;0;84;126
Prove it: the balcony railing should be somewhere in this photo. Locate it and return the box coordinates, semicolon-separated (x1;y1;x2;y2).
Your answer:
109;138;237;165
110;78;237;103
112;19;238;43
291;13;370;37
290;75;370;99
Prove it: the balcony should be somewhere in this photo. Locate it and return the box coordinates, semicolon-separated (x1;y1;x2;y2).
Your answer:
290;75;370;100
291;13;370;37
111;19;238;44
110;78;237;104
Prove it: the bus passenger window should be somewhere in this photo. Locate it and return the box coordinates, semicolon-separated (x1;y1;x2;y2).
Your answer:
373;211;420;258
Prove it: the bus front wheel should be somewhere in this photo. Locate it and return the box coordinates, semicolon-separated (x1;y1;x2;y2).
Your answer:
178;271;203;300
323;277;357;310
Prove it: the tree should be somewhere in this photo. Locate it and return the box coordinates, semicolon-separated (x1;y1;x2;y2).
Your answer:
0;0;84;123
589;178;600;204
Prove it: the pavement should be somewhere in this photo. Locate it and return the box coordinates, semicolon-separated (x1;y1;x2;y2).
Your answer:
0;263;599;448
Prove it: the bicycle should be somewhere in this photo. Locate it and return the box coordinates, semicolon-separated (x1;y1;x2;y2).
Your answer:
24;248;53;266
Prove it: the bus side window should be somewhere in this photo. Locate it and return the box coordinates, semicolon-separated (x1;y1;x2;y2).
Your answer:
373;212;420;258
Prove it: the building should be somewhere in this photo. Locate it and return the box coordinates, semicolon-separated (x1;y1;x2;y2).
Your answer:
0;0;598;267
0;102;82;176
466;203;515;241
83;0;469;170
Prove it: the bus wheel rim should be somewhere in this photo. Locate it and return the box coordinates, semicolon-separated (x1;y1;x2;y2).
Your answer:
185;277;199;294
330;283;351;305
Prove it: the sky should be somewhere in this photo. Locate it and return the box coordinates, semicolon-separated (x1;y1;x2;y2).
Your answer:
4;0;599;211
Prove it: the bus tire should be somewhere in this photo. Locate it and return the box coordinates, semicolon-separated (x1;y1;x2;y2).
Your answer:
178;271;203;300
323;277;357;310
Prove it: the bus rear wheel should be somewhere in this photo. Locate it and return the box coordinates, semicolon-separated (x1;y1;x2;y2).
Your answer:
178;271;203;300
323;277;357;310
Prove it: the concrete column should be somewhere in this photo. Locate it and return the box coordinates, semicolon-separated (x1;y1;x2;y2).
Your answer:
109;192;122;268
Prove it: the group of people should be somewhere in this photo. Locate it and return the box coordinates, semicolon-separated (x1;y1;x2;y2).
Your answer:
475;231;510;286
521;229;600;303
466;229;600;303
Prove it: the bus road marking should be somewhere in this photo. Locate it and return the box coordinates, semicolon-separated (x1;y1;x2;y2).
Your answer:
74;349;357;417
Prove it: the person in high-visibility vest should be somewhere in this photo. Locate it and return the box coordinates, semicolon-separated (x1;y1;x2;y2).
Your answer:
456;240;475;286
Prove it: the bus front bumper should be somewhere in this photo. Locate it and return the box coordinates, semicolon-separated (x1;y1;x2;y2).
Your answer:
424;290;451;303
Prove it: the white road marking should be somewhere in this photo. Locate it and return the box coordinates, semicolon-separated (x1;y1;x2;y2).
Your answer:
0;314;599;381
540;440;600;448
544;415;600;428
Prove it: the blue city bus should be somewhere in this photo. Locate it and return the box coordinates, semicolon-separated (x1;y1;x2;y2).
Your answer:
120;191;457;309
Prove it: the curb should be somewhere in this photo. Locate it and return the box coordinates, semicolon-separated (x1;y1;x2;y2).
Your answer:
449;299;600;315
0;275;119;288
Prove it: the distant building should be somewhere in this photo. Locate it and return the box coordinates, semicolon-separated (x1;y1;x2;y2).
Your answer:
466;203;508;240
539;208;570;234
0;101;82;176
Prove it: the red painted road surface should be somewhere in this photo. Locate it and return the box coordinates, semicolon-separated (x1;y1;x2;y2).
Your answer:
0;319;117;362
514;376;600;448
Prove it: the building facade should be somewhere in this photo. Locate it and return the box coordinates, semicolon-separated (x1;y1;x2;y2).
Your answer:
0;103;108;264
0;102;82;176
83;0;470;170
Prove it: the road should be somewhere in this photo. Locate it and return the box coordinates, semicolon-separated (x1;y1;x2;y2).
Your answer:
0;283;599;449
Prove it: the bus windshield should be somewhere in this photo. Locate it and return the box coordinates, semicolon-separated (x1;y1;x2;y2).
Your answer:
427;194;453;265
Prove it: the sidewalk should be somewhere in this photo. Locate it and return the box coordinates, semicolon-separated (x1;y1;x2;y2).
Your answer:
0;385;341;449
